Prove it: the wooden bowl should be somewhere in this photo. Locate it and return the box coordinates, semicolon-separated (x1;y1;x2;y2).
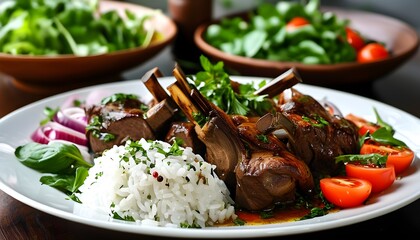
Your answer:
0;0;177;92
194;7;419;86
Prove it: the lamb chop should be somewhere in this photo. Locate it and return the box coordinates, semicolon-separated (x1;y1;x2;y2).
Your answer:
167;65;315;211
141;67;206;155
85;95;156;155
257;88;360;176
85;68;180;155
235;120;314;211
167;64;244;192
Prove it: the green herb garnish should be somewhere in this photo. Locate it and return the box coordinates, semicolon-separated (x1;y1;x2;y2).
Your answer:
101;93;140;105
191;55;272;116
86;115;116;142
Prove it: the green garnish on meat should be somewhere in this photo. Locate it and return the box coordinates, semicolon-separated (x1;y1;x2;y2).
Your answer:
190;55;273;116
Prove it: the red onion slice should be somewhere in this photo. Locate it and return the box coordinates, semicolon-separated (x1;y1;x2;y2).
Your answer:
53;107;87;133
31;122;88;146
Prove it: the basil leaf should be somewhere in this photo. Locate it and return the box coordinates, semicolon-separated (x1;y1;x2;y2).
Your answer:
15;142;91;174
72;166;89;193
39;166;89;203
40;174;75;193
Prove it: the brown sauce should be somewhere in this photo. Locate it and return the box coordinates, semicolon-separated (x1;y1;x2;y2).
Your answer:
216;198;339;226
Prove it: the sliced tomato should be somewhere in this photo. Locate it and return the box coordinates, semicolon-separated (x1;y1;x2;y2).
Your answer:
360;143;415;175
320;177;372;208
286;17;309;30
346;27;365;52
345;163;395;193
345;113;380;135
357;43;389;63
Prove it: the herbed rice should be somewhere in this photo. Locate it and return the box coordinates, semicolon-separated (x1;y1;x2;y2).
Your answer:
76;138;236;228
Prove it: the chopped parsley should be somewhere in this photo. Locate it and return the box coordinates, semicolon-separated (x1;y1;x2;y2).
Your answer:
256;134;269;143
302;114;329;127
86;115;115;142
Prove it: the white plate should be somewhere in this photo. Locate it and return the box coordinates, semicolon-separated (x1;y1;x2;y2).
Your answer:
0;76;419;238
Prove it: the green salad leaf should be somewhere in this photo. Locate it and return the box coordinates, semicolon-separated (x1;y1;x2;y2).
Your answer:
0;0;159;56
204;0;358;64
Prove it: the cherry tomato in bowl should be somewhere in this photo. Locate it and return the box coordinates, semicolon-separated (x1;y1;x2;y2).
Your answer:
360;143;415;175
286;17;309;30
345;163;396;193
346;27;365;52
357;43;389;63
320;177;372;208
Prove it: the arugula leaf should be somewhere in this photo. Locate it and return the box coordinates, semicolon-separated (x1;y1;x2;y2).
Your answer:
370;127;407;147
359;108;406;147
373;107;394;134
335;153;388;167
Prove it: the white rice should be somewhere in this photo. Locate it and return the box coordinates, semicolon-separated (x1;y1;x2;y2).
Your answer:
76;138;236;228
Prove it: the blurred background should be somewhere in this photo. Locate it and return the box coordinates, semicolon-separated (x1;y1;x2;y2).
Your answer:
122;0;420;76
120;0;419;117
123;0;419;32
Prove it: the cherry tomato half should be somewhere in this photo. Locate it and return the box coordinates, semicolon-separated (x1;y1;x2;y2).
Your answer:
286;17;309;30
345;163;395;193
360;143;415;175
320;177;372;208
345;113;380;136
346;27;365;52
357;43;389;63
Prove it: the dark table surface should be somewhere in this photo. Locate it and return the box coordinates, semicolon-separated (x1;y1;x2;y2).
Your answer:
1;0;420;239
